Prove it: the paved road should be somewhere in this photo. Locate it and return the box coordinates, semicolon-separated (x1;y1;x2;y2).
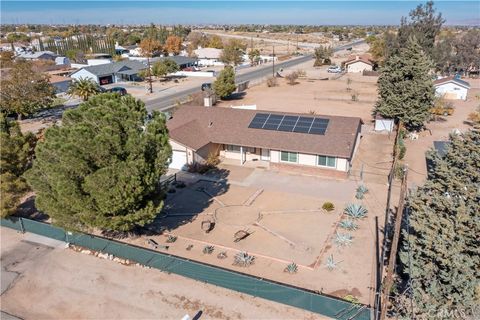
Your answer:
145;39;364;112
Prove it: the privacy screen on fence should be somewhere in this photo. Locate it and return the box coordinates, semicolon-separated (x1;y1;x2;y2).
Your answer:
1;217;371;320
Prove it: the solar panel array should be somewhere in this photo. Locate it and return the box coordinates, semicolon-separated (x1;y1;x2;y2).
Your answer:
248;113;329;135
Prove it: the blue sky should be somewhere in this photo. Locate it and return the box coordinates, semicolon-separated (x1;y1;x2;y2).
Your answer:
1;1;479;25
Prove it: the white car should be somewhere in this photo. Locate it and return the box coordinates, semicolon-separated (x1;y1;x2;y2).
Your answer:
327;66;342;73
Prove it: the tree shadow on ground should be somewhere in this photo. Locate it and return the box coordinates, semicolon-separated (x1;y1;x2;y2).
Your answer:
145;167;231;234
224;92;246;100
14;195;50;221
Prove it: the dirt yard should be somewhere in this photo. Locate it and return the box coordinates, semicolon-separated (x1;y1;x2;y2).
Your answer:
1;227;322;320
111;159;389;307
218;70;378;124
403;85;480;187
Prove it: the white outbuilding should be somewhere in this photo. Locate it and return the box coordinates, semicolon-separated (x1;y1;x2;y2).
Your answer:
433;76;471;101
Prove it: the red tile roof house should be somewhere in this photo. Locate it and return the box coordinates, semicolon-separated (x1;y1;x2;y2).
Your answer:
343;54;375;73
167;106;363;178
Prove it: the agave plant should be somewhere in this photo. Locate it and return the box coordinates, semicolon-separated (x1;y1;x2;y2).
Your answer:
355;185;369;199
217;251;228;259
234;251;255;267
344;203;368;219
325;254;342;271
166;235;177;243
203;245;215;254
334;232;353;247
339;219;359;231
284;262;298;274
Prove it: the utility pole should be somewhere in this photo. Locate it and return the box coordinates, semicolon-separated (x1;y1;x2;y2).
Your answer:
272;45;275;77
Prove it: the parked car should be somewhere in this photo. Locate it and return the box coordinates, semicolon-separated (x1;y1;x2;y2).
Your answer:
327;66;342;73
201;83;212;91
107;87;127;95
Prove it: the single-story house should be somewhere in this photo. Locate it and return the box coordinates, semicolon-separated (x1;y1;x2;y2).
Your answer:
70;60;147;85
194;48;224;67
167;106;362;177
129;56;198;69
18;50;57;61
48;74;73;93
433;76;471;100
343;54;374;73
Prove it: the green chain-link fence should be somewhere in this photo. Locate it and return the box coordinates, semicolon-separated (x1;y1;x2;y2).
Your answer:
1;217;371;320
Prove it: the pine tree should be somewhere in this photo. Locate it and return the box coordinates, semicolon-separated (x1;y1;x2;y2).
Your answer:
25;94;172;232
0;113;37;217
213;66;236;99
375;36;434;130
396;130;480;317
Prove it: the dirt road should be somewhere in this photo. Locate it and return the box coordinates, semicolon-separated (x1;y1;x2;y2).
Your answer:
0;227;322;320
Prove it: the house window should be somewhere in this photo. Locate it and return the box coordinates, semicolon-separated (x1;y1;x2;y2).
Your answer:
318;155;336;168
225;145;255;153
225;145;241;153
280;151;298;163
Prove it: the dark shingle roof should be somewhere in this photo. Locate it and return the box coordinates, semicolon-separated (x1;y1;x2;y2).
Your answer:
73;60;147;76
167;106;362;159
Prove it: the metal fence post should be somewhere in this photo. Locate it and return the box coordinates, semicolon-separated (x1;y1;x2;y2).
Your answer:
19;217;26;233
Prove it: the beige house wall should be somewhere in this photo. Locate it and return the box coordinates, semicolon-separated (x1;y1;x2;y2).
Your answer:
346;61;373;73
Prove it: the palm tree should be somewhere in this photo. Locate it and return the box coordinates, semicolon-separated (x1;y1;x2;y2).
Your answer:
68;78;100;101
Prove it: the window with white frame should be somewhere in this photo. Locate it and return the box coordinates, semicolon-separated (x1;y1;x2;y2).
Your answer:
317;155;336;168
280;151;298;163
225;145;255;153
225;145;241;153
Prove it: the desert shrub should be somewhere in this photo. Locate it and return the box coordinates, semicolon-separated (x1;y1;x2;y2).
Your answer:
217;251;228;259
339;219;359;231
344;204;368;219
285;71;299;85
266;77;278;87
205;152;220;167
233;251;255;267
343;295;360;304
284;262;298;274
186;244;194;251
296;69;306;77
334;232;353;247
203;245;214;254
351;92;359;101
166;235;177;243
322;202;335;212
394;163;407;180
325;254;342;271
355;185;369;199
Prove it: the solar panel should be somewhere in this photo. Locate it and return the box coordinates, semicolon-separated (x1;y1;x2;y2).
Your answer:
248;113;329;136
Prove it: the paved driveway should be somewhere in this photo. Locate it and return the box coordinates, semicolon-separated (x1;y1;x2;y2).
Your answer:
215;164;357;202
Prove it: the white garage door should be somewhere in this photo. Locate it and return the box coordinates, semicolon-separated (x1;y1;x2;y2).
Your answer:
169;150;187;170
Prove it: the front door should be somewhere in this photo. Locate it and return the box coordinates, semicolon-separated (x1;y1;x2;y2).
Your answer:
261;149;270;161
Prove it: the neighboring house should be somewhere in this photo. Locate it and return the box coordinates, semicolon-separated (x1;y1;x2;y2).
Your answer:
129;55;198;69
194;48;224;67
55;56;70;66
343;54;374;73
18;50;57;61
48;74;73;93
70;60;147;85
167;106;362;177
433;76;471;101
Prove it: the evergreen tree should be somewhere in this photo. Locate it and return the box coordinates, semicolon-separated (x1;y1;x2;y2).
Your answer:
25;94;172;232
375;36;434;130
397;1;444;58
397;130;480;318
213;66;236;99
0;113;37;217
